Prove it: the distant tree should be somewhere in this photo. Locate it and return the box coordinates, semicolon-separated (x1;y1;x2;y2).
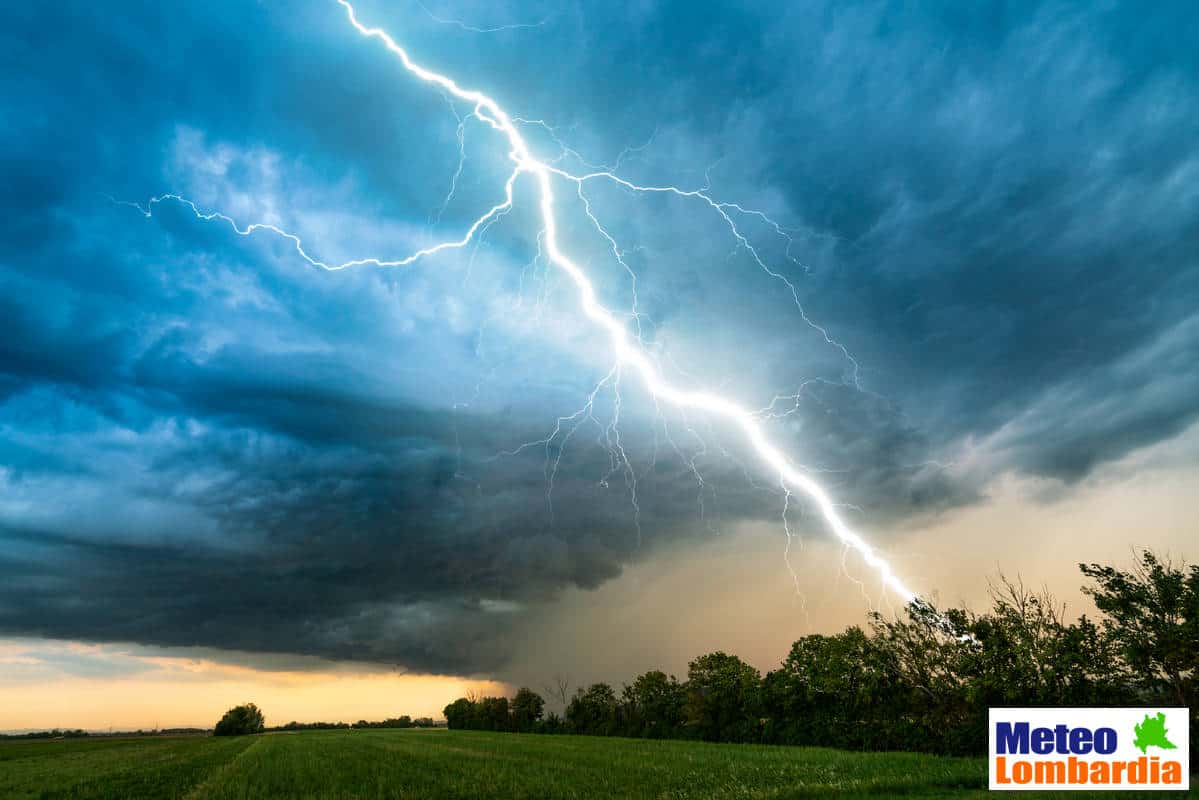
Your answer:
443;697;476;730
540;711;565;734
214;703;265;736
544;674;572;711
621;670;686;739
352;716;415;729
763;627;901;749
511;687;545;732
685;652;761;742
276;720;348;731
479;696;511;731
6;729;89;740
566;683;619;735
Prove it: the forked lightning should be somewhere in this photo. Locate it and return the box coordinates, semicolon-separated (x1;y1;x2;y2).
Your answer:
125;0;928;611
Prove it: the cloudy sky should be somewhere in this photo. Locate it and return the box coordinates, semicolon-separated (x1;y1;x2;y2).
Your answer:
2;0;1197;728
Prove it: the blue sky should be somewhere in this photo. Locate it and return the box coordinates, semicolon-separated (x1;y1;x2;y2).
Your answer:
2;0;1197;685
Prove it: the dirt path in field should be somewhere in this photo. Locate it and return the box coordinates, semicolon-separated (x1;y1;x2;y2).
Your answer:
183;737;264;800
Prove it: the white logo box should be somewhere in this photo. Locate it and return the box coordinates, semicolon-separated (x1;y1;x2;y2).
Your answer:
988;707;1189;791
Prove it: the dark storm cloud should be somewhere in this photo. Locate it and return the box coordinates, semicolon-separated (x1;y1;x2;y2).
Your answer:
729;0;1199;478
0;0;1195;672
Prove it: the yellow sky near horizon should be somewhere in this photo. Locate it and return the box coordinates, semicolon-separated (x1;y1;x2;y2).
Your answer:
0;644;505;731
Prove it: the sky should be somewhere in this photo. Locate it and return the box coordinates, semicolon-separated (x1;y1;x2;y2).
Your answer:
1;0;1197;730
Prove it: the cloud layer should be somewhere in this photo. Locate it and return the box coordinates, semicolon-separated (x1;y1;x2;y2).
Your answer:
1;0;1195;674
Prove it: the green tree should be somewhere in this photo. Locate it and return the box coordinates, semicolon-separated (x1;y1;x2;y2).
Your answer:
621;670;686;739
685;652;761;742
478;696;511;731
511;687;545;732
963;578;1132;709
443;697;476;730
540;711;565;734
1081;551;1197;707
1081;551;1198;764
566;683;618;735
764;627;902;749
213;703;265;736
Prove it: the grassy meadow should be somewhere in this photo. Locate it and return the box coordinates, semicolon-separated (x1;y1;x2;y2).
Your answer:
0;728;1180;799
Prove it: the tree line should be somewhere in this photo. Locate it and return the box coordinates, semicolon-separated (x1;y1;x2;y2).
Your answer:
0;729;91;740
212;703;439;736
444;551;1197;760
272;716;437;732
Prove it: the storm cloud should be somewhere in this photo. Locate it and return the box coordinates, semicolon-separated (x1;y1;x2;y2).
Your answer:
1;0;1196;674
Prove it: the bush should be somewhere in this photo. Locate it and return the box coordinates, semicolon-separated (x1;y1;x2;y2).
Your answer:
214;703;265;736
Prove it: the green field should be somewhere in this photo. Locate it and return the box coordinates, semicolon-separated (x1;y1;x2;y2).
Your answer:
0;729;1179;799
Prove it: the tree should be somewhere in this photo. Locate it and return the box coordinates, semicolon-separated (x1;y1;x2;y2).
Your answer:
621;670;686;739
478;696;511;731
1081;551;1198;764
443;697;476;730
764;627;902;749
441;552;1195;761
566;683;618;735
1081;551;1198;707
685;652;761;742
963;576;1131;709
213;703;265;736
544;674;572;710
511;687;545;732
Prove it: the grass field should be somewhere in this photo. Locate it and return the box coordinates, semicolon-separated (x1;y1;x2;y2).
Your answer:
0;729;1181;799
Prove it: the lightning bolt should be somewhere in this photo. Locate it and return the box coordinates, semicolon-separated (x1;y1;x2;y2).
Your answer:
124;0;934;615
415;0;552;35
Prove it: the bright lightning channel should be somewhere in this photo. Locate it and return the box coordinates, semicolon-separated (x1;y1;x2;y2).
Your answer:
127;0;929;612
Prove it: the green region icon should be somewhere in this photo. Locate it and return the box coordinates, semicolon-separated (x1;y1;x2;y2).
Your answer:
1132;712;1178;754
